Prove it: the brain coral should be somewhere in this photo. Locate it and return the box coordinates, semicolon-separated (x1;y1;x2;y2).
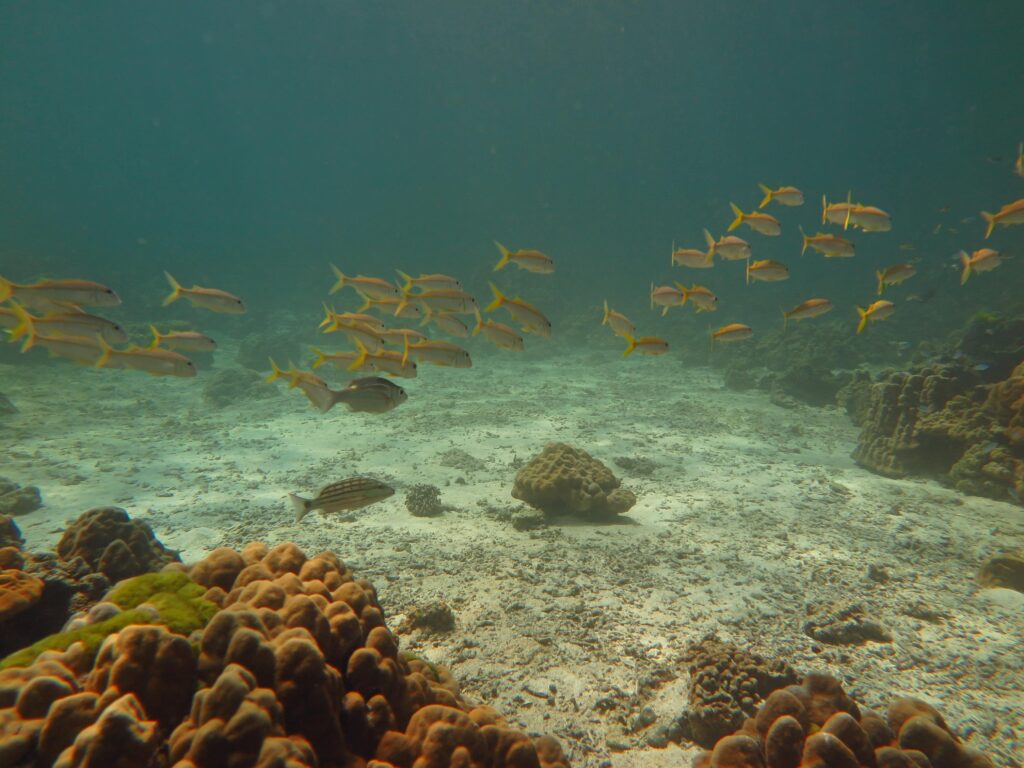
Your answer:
512;442;636;519
55;507;181;582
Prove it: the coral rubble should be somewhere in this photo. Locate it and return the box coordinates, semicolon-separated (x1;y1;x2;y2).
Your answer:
512;442;636;519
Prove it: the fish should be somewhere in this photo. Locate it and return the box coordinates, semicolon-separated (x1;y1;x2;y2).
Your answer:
378;327;428;346
704;229;751;261
650;283;686;316
980;198;1024;238
493;241;555;273
846;204;892;232
674;283;718;312
405;339;472;368
800;227;855;258
96;338;196;377
671;241;714;268
958;249;1002;284
268;359;345;412
421;307;470;337
289;477;395;523
163;272;245;314
728;203;781;236
601;301;636;339
876;263;916;295
822;193;856;226
149;326;217;352
6;303;105;363
1015;143;1023;178
855;300;895;334
310;348;360;369
395;270;462;293
782;298;833;329
474;310;525;351
329;265;400;300
0;276;120;309
758;183;804;208
485;283;551;336
710;323;753;347
745;259;789;284
333;377;408;414
350;341;418;378
623;334;669;357
899;243;916;252
0;305;127;343
397;287;478;317
319;306;386;333
358;296;424;319
322;316;386;353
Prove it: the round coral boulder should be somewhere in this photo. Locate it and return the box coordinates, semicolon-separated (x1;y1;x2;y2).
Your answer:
512;443;636;520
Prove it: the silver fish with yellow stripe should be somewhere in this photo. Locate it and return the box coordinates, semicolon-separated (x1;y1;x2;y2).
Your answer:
289;477;395;523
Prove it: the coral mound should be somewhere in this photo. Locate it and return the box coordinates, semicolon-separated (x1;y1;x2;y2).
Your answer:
0;541;570;768
512;442;636;519
56;507;181;582
692;673;994;768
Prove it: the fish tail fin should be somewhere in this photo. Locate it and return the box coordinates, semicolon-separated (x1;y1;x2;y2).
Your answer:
395;269;414;293
758;183;773;208
843;190;853;230
7;302;36;352
96;336;113;368
162;272;182;306
799;226;809;256
149;325;162;349
420;305;434;327
674;282;689;305
670;240;675;265
821;194;828;225
266;357;287;383
745;259;751;285
290;494;311;523
473;309;484;335
329;264;347;294
401;336;410;367
959;251;972;285
356;295;374;313
623;334;637;358
310;348;326;369
702;228;717;258
493;241;512;271
485;282;505;312
394;288;410;317
318;303;334;329
876;271;885;296
727;202;744;232
981;211;995;239
349;341;368;371
856;306;868;335
0;276;12;303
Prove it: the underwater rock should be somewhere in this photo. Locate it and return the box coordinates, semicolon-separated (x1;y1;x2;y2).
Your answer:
956;311;1024;381
56;507;180;582
836;370;875;426
612;455;660;477
803;602;893;645
201;365;278;408
0;483;43;516
0;514;24;550
772;364;849;408
400;600;456;636
512;442;636;519
977;552;1024;592
683;636;799;748
405;483;444;517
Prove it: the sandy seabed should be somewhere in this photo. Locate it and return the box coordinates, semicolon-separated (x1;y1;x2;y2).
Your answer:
3;343;1022;767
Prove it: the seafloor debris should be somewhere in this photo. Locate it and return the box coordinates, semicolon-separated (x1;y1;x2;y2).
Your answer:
56;507;181;583
803;602;894;646
513;442;636;519
0;478;42;516
399;600;456;635
977;551;1024;592
691;672;995;768
0;541;571;768
405;483;444;517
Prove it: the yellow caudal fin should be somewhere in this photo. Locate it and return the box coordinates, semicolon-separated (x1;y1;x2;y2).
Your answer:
401;336;410;367
745;259;751;285
419;305;434;327
329;264;347;294
95;337;113;368
876;271;886;296
149;325;163;349
163;271;183;306
473;309;484;335
485;282;506;313
623;334;637;358
843;190;853;230
394;287;415;317
674;282;689;305
0;276;12;303
493;241;512;271
959;251;972;285
318;303;335;329
309;347;327;369
981;211;995;239
349;341;369;371
395;269;414;293
266;357;286;383
7;302;37;352
758;183;773;208
856;306;869;335
702;228;717;258
799;226;809;256
821;194;829;225
727;202;744;232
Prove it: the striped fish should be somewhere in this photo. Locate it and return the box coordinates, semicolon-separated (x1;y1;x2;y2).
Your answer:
289;477;394;523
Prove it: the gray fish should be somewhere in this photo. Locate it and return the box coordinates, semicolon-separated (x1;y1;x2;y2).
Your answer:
336;376;408;413
289;477;395;523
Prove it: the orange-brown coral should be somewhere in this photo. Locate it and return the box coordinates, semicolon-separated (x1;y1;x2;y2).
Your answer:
512;442;636;519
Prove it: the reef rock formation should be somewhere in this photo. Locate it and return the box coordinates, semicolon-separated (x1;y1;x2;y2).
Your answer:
977;551;1024;592
513;442;636;519
0;541;571;768
691;673;995;768
56;507;181;582
0;478;43;516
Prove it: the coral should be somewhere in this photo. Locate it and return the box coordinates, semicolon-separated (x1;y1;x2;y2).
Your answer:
683;637;799;748
0;481;43;516
0;514;24;550
53;692;162;768
56;507;180;581
405;484;445;517
512;442;636;519
0;567;44;622
977;552;1024;592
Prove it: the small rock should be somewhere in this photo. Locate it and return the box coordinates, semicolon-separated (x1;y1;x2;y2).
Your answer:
511;509;547;531
402;600;455;635
803;602;893;645
978;552;1024;592
405;484;444;517
0;485;43;516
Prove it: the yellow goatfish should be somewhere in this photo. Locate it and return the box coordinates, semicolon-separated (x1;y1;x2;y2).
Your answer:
782;299;833;329
650;283;686;316
704;229;751;261
485;283;551;337
675;283;718;312
758;183;804;208
822;193;856;226
623;335;669;357
322;317;386;353
397;287;478;317
959;249;1002;284
406;339;472;368
309;348;360;370
728;203;781;236
0;305;127;343
671;241;714;268
474;310;524;351
846;204;892;232
149;326;216;352
0;276;120;309
6;303;104;363
745;259;789;284
319;305;386;333
876;263;916;295
329;265;400;300
493;241;555;273
379;327;428;346
164;272;245;314
800;227;855;258
350;341;418;378
981;198;1024;238
421;307;470;337
96;338;196;377
358;295;423;319
855;300;895;334
710;323;753;348
601;301;636;339
396;270;462;293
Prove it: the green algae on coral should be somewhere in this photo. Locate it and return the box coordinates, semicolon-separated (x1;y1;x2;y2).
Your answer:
0;571;216;670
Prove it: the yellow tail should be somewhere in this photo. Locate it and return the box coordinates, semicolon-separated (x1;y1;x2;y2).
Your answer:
493;241;512;271
602;300;611;325
266;357;286;383
727;202;744;232
329;264;347;294
959;251;972;285
420;305;434;327
485;282;506;313
843;190;853;230
318;303;335;329
7;302;37;352
876;271;885;296
799;226;809;256
703;228;717;258
674;281;689;305
95;337;113;369
163;272;182;306
400;336;410;367
0;276;12;303
396;269;414;293
745;260;751;285
394;287;412;317
981;211;995;239
856;306;869;335
349;341;369;371
758;183;773;209
149;325;163;349
623;334;637;358
309;348;327;369
821;194;829;225
473;309;484;335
